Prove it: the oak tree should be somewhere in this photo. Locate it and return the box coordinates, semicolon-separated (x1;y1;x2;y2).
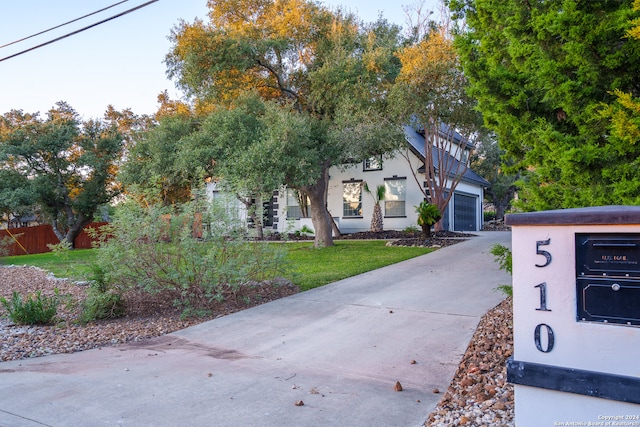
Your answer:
165;0;404;247
119;112;200;206
0;103;124;246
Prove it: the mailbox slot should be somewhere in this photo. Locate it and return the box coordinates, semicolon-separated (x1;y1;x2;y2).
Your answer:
577;277;640;325
575;233;640;326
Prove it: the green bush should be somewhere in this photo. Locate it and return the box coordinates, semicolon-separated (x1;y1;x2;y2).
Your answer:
0;289;60;325
415;201;441;237
91;194;287;318
490;243;512;275
298;224;314;235
490;243;513;296
79;285;125;324
484;211;497;222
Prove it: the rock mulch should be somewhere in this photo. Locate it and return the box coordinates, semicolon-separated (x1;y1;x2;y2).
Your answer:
426;297;514;427
264;229;474;247
0;265;298;362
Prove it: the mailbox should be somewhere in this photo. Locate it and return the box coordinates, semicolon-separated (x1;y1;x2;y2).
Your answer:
505;206;640;427
576;233;640;326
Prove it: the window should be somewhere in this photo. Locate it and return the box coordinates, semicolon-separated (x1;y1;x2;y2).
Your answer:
385;178;406;217
461;148;470;164
211;190;241;218
364;156;382;171
343;181;362;217
286;189;308;219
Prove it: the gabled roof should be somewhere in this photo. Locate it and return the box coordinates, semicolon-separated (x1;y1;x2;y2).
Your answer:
403;125;490;188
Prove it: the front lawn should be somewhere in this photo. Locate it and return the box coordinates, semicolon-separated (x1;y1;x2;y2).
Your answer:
2;249;97;281
284;240;433;291
2;241;433;291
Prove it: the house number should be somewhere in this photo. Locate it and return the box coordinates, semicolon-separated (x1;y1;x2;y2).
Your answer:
535;239;552;267
534;283;551;311
534;323;555;353
534;239;555;352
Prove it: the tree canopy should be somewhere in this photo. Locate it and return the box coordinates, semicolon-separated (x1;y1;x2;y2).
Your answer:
0;102;124;246
390;24;482;228
470;135;518;220
450;0;640;210
119;113;200;206
165;0;405;246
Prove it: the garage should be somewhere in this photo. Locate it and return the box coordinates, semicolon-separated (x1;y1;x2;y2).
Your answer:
453;193;478;231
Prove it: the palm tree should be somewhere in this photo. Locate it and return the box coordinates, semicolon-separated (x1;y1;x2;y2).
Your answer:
364;182;385;232
415;201;441;238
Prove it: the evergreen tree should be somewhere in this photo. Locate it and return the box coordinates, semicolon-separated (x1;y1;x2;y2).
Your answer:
450;0;640;209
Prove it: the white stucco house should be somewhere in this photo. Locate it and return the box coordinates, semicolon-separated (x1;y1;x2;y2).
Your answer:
271;124;490;234
205;124;490;234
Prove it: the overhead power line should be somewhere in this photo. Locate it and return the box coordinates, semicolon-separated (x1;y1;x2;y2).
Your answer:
0;0;130;49
0;0;159;63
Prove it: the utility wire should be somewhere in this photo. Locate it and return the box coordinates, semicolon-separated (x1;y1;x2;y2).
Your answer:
0;0;130;49
0;0;159;63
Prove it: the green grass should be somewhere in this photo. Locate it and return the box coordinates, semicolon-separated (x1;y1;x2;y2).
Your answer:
1;241;433;291
282;240;433;291
2;249;97;281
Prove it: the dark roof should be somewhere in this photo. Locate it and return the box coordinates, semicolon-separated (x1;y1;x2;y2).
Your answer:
403;125;490;188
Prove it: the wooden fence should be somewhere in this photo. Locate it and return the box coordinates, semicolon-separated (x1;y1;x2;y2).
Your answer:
1;223;109;256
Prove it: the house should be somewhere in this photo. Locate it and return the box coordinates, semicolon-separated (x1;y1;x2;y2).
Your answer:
273;124;490;234
4;214;40;229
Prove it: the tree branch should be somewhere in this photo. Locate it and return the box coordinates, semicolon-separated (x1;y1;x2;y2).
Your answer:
255;58;300;102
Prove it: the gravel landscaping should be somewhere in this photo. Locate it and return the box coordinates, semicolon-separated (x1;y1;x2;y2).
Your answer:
0;232;514;426
426;297;514;427
0;266;299;361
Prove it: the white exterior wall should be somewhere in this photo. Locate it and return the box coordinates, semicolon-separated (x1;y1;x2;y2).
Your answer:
326;154;425;234
509;217;640;426
205;182;248;225
274;150;486;234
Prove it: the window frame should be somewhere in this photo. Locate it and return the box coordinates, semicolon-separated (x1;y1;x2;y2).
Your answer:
342;180;363;218
285;188;309;219
363;156;383;171
384;177;407;218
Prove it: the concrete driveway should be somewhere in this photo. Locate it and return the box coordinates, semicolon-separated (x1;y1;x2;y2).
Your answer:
0;231;512;427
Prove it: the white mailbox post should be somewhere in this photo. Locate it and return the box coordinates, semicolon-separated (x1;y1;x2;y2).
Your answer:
505;206;640;426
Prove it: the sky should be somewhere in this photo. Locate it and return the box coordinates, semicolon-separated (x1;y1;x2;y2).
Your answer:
0;0;440;121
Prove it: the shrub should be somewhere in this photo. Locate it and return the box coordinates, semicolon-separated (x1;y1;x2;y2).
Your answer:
484;211;497;222
92;194;287;317
298;224;314;235
46;240;73;257
79;285;125;324
490;243;512;275
0;289;60;325
0;234;16;258
415;201;441;237
490;243;513;296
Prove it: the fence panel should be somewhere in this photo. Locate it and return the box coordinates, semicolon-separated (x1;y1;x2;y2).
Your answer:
74;222;109;249
1;222;110;256
1;225;58;256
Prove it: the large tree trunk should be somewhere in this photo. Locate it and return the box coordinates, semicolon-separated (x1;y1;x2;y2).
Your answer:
300;164;334;248
53;212;90;249
237;195;264;239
